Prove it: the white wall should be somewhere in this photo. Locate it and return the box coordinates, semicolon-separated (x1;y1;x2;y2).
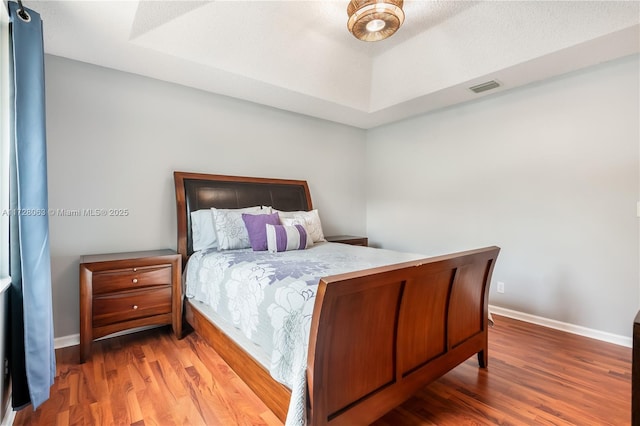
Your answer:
366;54;640;337
45;55;367;338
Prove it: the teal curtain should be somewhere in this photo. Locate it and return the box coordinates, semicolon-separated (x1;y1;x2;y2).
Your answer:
8;1;55;410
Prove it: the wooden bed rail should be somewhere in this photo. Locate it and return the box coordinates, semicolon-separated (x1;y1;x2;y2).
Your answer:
306;246;500;425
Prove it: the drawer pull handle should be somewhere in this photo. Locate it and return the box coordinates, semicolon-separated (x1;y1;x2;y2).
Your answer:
133;305;138;310
133;268;137;272
132;278;138;284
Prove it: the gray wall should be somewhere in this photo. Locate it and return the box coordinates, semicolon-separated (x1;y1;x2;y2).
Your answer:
366;54;640;337
45;55;368;338
46;53;640;340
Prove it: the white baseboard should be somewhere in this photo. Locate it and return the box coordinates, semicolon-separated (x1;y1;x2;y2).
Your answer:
54;333;79;349
489;304;632;348
0;400;15;426
54;325;168;350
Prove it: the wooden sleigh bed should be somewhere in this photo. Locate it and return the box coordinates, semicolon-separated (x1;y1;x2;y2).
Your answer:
174;171;500;425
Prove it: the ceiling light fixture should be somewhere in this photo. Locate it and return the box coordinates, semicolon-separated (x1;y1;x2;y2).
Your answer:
347;0;405;42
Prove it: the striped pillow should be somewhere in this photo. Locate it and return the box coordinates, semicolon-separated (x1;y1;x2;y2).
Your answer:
266;223;313;253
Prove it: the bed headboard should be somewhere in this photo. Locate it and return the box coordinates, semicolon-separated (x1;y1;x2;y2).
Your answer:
174;171;313;264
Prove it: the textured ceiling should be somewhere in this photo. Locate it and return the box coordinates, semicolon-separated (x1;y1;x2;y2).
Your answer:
30;0;640;128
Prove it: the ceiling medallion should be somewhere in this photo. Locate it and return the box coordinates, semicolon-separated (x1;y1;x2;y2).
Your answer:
347;0;405;42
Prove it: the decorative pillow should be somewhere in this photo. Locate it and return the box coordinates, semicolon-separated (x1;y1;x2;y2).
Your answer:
211;206;270;250
190;209;217;251
242;212;281;251
278;209;325;243
266;223;313;253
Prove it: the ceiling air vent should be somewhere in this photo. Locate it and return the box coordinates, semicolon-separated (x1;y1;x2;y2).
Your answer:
469;80;500;94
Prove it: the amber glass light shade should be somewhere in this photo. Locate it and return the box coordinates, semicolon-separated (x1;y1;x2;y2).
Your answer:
347;0;404;42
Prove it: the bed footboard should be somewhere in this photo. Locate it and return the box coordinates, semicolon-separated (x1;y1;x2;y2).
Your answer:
306;246;500;425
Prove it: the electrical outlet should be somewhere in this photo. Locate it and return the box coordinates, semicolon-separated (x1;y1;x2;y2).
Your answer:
497;281;505;294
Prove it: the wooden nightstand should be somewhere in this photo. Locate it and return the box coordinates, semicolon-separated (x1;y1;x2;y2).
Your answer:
79;249;182;363
325;235;368;247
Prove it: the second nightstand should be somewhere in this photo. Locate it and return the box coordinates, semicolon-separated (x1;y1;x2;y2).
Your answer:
325;235;368;247
79;249;182;363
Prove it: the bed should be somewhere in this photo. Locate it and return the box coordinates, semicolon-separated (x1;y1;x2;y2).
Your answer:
174;171;500;425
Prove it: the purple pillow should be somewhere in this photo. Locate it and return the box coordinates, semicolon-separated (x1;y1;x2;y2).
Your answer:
242;212;281;251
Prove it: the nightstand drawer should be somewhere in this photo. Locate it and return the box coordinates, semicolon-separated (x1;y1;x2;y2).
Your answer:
92;265;172;295
92;286;172;327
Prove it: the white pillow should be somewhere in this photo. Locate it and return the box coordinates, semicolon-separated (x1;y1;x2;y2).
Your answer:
279;209;325;243
211;206;271;250
190;209;217;251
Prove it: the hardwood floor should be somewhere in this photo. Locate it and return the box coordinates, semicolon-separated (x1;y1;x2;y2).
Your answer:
14;328;281;426
374;316;631;426
14;315;631;425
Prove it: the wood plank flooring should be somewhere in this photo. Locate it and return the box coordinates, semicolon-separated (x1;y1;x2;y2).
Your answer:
14;315;631;425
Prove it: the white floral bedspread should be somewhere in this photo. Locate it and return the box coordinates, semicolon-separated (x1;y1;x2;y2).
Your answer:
184;242;424;424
